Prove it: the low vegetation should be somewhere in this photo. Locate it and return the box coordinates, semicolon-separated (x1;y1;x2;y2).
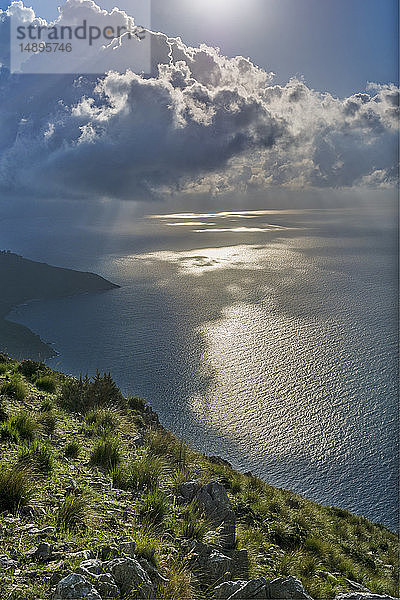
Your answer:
0;356;397;600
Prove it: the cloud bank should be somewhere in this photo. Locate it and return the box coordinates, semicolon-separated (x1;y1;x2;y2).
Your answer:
0;0;398;201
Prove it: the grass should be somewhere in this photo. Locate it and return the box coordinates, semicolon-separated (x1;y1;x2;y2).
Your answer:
0;465;34;513
1;378;28;401
122;451;165;491
90;436;122;471
137;489;170;527
35;376;57;393
64;439;81;458
18;440;54;472
85;407;119;433
56;494;90;531
38;411;57;436
128;396;146;411
0;411;38;443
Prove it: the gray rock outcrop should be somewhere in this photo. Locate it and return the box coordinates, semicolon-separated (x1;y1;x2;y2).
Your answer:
213;575;313;600
335;595;399;600
53;573;102;600
104;556;154;598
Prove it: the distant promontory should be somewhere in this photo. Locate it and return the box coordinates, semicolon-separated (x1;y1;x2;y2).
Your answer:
0;251;119;360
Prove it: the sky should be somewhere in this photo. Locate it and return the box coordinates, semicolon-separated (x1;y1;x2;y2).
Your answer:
0;0;397;97
0;0;398;205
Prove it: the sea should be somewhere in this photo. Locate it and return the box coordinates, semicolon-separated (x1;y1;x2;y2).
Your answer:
4;196;398;529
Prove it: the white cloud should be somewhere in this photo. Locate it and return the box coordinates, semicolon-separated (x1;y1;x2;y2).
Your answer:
0;0;398;201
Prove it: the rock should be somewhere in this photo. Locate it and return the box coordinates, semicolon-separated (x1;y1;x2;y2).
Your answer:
104;557;154;597
54;573;102;600
188;541;233;584
96;573;120;598
178;481;200;502
114;535;136;558
78;559;104;576
214;578;268;599
38;526;57;538
139;557;169;585
225;548;249;580
196;482;236;549
335;595;399;600
0;554;20;570
29;542;53;561
19;505;36;518
214;581;245;599
267;576;313;600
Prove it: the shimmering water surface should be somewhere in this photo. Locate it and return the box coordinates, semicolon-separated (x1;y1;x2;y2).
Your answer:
8;204;398;528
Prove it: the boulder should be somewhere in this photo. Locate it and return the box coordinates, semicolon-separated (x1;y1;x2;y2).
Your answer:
53;573;102;600
213;576;313;600
139;557;169;585
214;580;245;599
96;573;120;599
77;559;120;599
188;541;233;584
104;557;154;598
30;542;53;561
78;559;103;576
267;576;313;599
179;481;200;502
195;482;236;549
214;577;268;599
335;595;399;600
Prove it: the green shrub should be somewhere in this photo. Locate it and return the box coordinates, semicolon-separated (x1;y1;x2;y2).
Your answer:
0;399;8;423
18;440;54;472
0;363;8;375
269;522;307;550
1;378;27;401
178;505;209;541
85;408;118;433
0;466;34;513
137;489;170;526
59;372;125;413
9;411;37;441
38;411;57;436
39;398;54;412
56;494;89;531
65;440;81;459
128;396;146;411
35;376;57;393
90;437;122;471
127;451;165;491
18;359;44;378
0;421;20;443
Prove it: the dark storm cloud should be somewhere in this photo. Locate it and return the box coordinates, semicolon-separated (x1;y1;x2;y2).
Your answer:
0;0;398;201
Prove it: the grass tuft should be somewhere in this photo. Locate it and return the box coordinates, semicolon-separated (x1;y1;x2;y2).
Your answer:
90;437;122;471
1;378;28;401
137;489;170;527
35;376;57;393
56;494;90;531
64;440;81;459
128;396;146;411
0;465;34;513
18;440;54;472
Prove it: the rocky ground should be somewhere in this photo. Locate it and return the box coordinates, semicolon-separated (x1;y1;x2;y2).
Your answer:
0;355;398;599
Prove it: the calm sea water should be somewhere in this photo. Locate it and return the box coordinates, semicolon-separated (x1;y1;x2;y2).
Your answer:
7;203;398;528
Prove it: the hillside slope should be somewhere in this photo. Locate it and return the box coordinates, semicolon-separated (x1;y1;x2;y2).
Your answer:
0;356;398;600
0;252;119;360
